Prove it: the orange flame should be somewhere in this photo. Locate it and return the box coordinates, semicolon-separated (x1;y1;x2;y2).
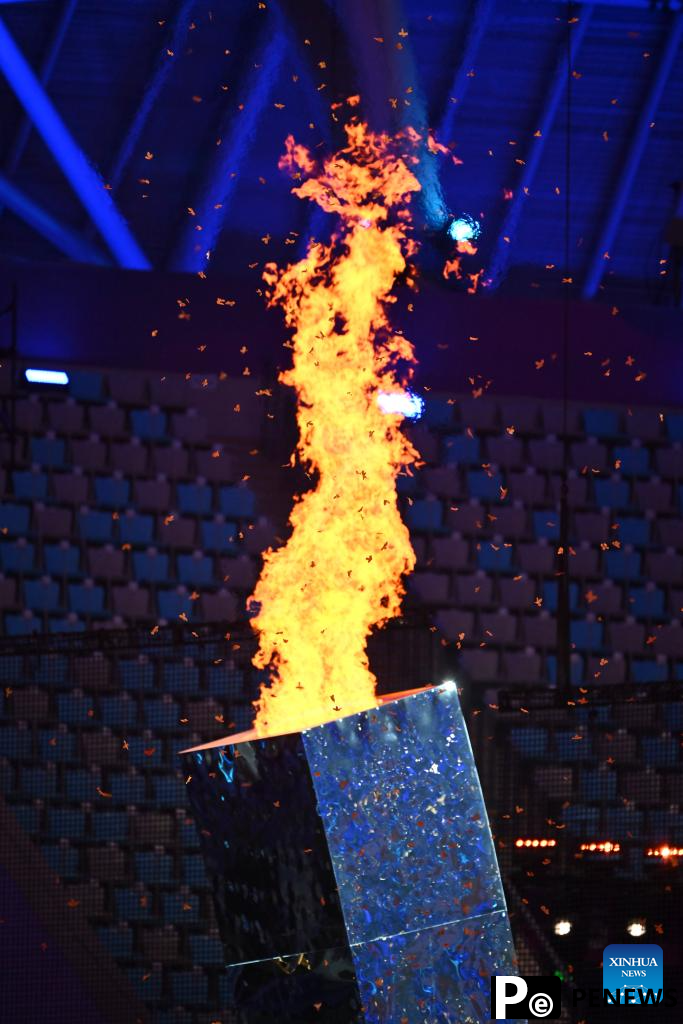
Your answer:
249;122;422;736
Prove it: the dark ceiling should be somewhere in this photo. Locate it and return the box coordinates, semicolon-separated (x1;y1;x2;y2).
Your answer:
1;0;682;307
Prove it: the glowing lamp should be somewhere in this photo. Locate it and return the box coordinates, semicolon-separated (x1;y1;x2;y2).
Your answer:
627;920;647;938
377;389;424;420
24;367;69;386
554;919;572;937
447;214;481;244
181;684;519;1022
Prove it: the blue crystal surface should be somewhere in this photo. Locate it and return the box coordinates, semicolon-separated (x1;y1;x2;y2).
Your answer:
303;683;520;1022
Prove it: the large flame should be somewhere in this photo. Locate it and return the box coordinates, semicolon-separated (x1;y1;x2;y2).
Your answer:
249;121;422;736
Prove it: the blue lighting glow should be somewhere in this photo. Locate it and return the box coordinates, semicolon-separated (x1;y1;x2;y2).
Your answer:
377;390;424;420
25;368;69;386
447;214;481;243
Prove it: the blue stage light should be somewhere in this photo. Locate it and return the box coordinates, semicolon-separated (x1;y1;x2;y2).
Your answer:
25;368;69;386
447;214;481;243
377;389;424;420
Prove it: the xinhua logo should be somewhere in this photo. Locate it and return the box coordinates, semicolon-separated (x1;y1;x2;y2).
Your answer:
490;975;561;1019
603;943;664;1004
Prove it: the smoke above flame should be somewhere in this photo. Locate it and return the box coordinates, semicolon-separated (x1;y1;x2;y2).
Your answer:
248;120;422;737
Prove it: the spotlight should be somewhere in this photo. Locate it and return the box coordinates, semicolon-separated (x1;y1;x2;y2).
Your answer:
626;919;647;938
24;368;69;386
553;919;572;937
377;389;424;420
447;214;481;244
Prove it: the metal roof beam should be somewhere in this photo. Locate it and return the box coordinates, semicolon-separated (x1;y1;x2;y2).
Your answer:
582;12;683;299
438;0;495;143
0;16;150;269
106;0;196;195
0;172;110;264
168;19;287;273
486;7;593;291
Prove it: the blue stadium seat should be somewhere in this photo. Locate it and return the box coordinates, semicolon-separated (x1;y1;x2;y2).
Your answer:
177;482;213;516
20;766;56;797
647;810;683;843
110;772;146;804
0;540;35;573
614;445;649;476
57;693;91;725
542;581;579;613
47;808;86;839
130;407;167;441
580;769;617;800
64;768;101;802
206;663;245;698
666;413;683;442
188;934;224;965
182;853;209;887
132;550;169;584
663;703;683;730
34;655;68;685
115;887;151;920
134;851;173;884
219;485;256;519
12;803;40;833
12;470;48;501
510;727;548;757
555;731;593;760
45;543;80;576
629;586;665;619
119;512;154;546
200;518;237;553
94;476;131;509
69;370;103;402
443;433;480;465
170;971;208;1006
143;699;180;729
641;736;678;767
548;651;585;684
404;497;442;531
101;696;138;728
0;503;30;536
30;436;65;468
78;509;114;543
421;396;452;428
49;615;85;634
126;736;162;768
468;470;504;502
605;548;641;580
562;805;600;834
119;658;155;691
617;517;650;547
570;619;603;651
153;775;186;807
39;730;76;762
477;544;513;572
177;553;213;587
92;810;128;841
604;807;642;838
157;588;193;621
4;613;40;636
68;582;105;616
24;578;60;613
583;408;619;438
594;478;630;508
161;661;200;694
632;660;667;683
162;892;199;923
41;843;79;879
532;510;559;541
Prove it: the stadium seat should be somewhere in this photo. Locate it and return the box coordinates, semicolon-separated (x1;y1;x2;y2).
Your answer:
604;547;641;581
12;469;48;501
24;577;60;614
594;476;631;509
583;407;620;438
68;580;105;616
79;508;114;543
53;470;89;506
48;397;84;435
71;436;107;471
130;406;166;441
219;485;257;519
177;552;214;587
94;475;131;509
44;542;80;577
132;549;169;584
614;444;649;476
404;497;443;532
468;470;504;502
177;481;213;517
134;476;172;512
30;435;65;468
157;587;193;621
0;503;30;536
628;584;665;619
